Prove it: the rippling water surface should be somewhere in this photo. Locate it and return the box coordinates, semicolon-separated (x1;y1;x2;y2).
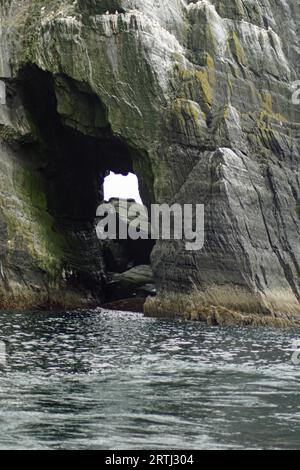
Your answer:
0;309;299;450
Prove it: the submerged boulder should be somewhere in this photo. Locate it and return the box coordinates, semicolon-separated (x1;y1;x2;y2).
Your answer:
107;265;154;301
0;1;300;325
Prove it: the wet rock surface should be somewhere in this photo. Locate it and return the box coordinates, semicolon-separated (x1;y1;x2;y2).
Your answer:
106;265;154;301
99;198;155;273
0;1;300;324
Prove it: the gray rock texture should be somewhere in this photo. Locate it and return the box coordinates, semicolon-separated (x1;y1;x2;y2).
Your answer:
99;198;154;272
0;0;300;324
107;265;154;300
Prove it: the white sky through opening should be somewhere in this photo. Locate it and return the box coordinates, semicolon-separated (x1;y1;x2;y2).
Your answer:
104;172;143;204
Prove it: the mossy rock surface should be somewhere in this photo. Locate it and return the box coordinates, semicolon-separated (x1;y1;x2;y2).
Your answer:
0;0;300;320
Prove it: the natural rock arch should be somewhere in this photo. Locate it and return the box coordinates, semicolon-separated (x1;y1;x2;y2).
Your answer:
7;64;155;308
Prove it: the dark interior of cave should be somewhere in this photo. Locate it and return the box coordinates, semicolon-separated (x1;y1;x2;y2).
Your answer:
17;65;155;305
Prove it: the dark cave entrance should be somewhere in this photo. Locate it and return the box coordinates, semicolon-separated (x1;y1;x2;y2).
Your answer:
17;65;155;308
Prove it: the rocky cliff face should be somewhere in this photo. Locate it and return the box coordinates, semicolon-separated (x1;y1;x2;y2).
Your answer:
0;0;300;325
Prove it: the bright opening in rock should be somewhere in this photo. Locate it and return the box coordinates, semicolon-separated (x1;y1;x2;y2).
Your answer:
101;171;156;306
104;172;143;204
17;64;156;310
